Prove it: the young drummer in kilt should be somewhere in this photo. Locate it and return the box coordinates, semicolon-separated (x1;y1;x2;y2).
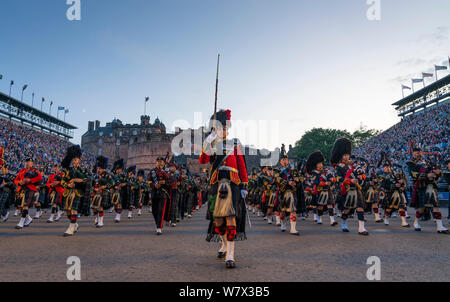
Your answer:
14;158;42;229
200;109;248;269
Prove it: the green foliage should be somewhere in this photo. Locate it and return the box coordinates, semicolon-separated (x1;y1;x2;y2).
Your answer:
293;124;380;162
293;128;352;161
352;123;382;148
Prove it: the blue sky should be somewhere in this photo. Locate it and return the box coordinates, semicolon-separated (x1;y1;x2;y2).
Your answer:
0;0;449;150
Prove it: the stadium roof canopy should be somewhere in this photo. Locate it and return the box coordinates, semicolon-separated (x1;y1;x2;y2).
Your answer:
392;74;450;107
0;91;77;139
392;73;450;117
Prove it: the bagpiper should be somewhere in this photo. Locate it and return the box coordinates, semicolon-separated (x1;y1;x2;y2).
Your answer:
60;145;88;237
46;164;65;223
167;158;182;227
377;155;410;228
331;138;369;236
91;156;114;228
278;152;300;235
14;158;42;229
306;151;338;227
126;166;138;219
200;109;248;269
407;147;449;234
149;156;171;235
1;162;15;222
111;159;128;223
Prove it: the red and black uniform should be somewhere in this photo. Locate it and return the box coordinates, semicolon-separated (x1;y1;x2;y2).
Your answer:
46;172;65;208
200;138;248;242
14;167;42;208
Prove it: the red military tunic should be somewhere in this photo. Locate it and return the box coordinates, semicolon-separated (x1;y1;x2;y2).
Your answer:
14;168;42;192
199;139;248;186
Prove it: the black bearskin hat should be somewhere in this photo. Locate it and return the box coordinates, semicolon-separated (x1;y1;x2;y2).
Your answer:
127;166;136;174
96;156;108;170
209;109;231;129
113;159;124;172
61;145;82;169
330;138;352;166
306;151;325;174
137;169;145;178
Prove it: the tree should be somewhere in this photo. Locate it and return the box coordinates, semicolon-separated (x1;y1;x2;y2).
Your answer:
293;125;381;162
352;123;382;147
293;128;352;161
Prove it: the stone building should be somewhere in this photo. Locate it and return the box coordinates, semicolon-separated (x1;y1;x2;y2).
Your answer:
82;115;175;170
81;115;287;173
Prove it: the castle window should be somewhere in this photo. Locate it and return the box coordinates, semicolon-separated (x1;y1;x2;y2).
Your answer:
99;131;103;137
116;139;120;146
119;131;123;137
98;149;102;156
133;130;137;136
98;139;103;146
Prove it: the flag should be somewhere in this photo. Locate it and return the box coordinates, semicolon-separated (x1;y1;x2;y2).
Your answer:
42;97;45;102
145;97;150;102
50;101;53;106
65;109;69;114
0;74;3;80
22;84;28;91
412;78;423;83
422;72;433;78
435;65;447;71
402;85;411;90
10;80;14;86
58;106;65;110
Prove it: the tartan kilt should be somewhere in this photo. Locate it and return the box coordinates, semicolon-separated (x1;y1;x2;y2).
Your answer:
279;190;297;213
101;191;112;209
62;189;81;211
0;191;10;208
48;191;63;206
15;190;38;208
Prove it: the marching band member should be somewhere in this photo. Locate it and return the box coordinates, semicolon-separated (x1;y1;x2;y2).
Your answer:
91;156;113;228
407;148;449;234
278;152;299;235
149;156;171;235
46;164;65;223
14;158;42;229
331;138;369;236
200;109;248;269
60;145;88;237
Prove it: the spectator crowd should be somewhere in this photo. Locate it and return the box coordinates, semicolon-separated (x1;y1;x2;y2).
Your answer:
355;101;449;168
0;117;95;177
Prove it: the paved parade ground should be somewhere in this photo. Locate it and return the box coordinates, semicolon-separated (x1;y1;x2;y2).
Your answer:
0;206;449;282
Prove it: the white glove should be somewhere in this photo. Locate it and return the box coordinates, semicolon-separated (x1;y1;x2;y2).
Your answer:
240;190;248;199
205;131;217;144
